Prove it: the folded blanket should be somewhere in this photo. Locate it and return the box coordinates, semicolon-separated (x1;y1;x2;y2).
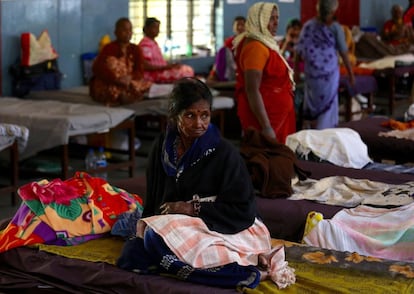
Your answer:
286;128;372;169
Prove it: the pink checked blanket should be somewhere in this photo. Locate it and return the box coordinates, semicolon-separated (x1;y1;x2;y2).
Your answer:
138;215;272;268
0;172;143;253
138;215;296;289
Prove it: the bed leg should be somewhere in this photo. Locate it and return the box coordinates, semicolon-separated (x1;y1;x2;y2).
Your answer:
10;141;18;206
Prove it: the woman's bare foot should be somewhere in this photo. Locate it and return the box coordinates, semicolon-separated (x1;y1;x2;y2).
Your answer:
257;247;283;280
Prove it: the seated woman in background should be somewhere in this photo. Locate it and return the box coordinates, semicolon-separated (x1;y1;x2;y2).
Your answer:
89;17;152;106
116;77;295;290
279;18;302;64
138;17;194;83
341;24;357;67
207;16;246;82
383;4;414;46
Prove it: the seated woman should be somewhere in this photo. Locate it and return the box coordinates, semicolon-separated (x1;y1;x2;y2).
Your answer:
138;17;194;83
341;24;357;67
279;18;302;65
382;4;414;46
116;77;295;290
89;17;152;106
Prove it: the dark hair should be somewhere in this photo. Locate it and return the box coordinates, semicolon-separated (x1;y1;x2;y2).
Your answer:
234;16;246;23
286;18;302;31
115;17;131;30
168;77;213;123
143;17;160;30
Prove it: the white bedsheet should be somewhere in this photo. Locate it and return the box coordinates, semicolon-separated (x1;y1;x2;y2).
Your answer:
0;97;134;159
358;53;414;70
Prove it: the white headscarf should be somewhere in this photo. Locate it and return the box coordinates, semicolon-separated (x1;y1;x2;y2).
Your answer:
233;2;294;88
233;2;279;52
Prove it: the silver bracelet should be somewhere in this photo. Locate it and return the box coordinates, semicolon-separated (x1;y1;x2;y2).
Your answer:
191;194;201;216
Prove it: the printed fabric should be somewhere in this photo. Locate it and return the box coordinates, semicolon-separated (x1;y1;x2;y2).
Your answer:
0;172;143;253
296;19;341;127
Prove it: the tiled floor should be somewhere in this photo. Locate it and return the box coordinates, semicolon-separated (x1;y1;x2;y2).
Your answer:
0;95;412;221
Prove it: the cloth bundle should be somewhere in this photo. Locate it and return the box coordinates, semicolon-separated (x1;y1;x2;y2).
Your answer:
20;30;58;66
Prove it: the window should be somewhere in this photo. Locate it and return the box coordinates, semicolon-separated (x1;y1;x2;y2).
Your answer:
129;0;215;59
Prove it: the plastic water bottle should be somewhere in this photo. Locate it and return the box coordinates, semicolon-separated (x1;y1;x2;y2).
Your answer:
95;146;108;180
85;148;97;172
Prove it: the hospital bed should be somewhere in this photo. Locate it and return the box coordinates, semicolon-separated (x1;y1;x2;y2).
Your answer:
0;97;136;179
27;85;236;134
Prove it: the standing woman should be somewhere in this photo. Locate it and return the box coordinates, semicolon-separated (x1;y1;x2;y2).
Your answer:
233;2;296;144
295;0;354;129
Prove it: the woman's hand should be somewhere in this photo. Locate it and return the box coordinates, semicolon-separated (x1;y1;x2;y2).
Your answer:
118;75;132;86
261;126;276;139
160;201;194;215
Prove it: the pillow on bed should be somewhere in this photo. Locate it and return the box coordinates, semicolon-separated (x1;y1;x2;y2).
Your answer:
286;128;372;169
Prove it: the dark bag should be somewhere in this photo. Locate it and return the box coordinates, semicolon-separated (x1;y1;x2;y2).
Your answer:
9;59;61;97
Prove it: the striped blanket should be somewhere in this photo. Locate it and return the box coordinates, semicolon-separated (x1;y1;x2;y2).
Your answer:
0;172;143;253
138;214;296;288
138;215;272;269
304;202;414;262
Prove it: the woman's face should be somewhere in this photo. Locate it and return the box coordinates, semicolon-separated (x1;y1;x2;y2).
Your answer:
234;19;246;35
267;7;279;36
115;20;132;44
177;99;211;140
145;22;160;39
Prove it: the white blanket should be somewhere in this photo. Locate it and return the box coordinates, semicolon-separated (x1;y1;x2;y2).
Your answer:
290;176;413;207
304;202;414;262
359;53;414;70
286;128;372;169
0;97;134;159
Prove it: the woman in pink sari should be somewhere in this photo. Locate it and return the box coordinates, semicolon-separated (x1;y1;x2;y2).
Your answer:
138;17;194;83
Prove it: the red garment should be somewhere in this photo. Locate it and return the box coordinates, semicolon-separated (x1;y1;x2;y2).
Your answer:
92;41;144;83
404;6;414;27
383;19;409;46
224;35;235;49
235;39;296;144
381;119;414;131
89;41;150;106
